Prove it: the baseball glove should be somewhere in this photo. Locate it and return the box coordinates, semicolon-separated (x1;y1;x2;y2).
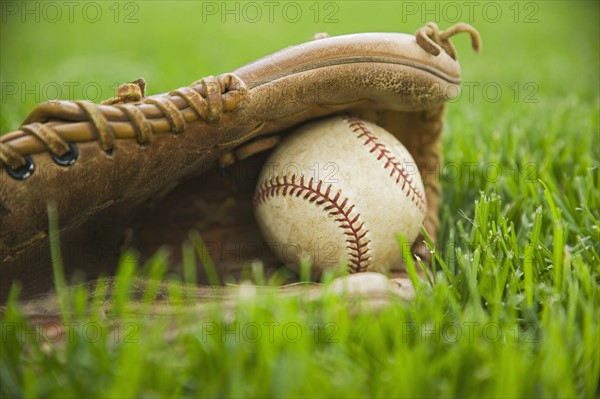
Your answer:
0;22;481;302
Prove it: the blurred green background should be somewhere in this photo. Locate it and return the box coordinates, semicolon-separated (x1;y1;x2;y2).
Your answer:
1;0;598;131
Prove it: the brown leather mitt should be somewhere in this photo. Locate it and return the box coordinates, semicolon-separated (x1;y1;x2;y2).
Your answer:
0;22;481;301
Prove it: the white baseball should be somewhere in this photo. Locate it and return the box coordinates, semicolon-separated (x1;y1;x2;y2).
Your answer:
253;115;426;275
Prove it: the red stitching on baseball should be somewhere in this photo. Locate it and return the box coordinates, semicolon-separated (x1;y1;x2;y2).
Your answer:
343;115;427;214
254;175;371;272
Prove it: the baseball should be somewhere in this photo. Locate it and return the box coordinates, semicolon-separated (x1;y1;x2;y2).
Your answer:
253;115;427;275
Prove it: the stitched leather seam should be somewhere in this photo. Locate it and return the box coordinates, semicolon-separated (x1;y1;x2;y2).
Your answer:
244;57;461;89
254;174;371;273
343;115;427;214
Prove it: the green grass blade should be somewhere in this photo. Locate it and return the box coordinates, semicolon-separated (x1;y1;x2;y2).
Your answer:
189;230;221;286
540;180;565;292
182;240;198;285
396;233;420;290
523;206;543;307
47;202;68;315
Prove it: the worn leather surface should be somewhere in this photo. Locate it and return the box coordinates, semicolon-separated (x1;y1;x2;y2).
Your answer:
0;23;481;301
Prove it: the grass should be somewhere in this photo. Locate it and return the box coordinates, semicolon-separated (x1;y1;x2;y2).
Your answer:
1;1;599;398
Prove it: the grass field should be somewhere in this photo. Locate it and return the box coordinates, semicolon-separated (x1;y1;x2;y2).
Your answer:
1;1;599;398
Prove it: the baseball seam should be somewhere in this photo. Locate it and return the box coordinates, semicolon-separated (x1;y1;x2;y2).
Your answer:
254;175;371;272
343;115;427;214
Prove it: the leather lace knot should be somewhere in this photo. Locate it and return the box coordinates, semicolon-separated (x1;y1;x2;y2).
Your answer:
416;22;481;60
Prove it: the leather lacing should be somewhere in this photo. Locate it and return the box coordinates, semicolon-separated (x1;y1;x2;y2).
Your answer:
415;22;481;60
0;74;248;179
